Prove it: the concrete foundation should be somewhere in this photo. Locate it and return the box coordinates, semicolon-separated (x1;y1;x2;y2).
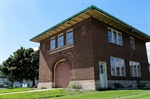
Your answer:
37;82;52;89
69;80;96;90
37;80;150;90
108;80;150;89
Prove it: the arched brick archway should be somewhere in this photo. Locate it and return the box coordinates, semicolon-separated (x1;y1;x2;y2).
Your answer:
50;54;74;88
54;59;71;88
49;54;74;87
54;59;70;88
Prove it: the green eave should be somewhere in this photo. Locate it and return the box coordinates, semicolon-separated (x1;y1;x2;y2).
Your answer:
30;5;150;42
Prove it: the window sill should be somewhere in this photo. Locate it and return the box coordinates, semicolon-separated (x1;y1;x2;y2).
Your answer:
111;75;126;77
108;41;123;47
131;77;142;78
48;44;74;55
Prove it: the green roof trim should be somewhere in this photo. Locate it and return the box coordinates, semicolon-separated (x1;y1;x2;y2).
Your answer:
90;5;150;38
30;5;150;42
30;5;94;41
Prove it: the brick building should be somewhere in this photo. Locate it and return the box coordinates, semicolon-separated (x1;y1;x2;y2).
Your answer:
30;5;150;90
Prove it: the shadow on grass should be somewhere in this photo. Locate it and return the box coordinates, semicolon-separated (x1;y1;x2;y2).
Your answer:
33;94;65;99
137;88;150;90
97;87;150;91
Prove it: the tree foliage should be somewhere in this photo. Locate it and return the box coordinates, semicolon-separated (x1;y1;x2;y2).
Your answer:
0;47;39;87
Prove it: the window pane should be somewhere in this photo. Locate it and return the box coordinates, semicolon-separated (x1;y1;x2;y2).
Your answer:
130;61;133;77
108;29;112;42
58;35;64;47
130;38;135;50
110;57;115;76
51;38;56;50
133;62;136;77
116;58;120;76
67;31;73;44
101;65;103;74
130;61;141;77
108;28;123;46
110;57;126;77
130;39;133;44
137;62;141;77
113;31;117;44
120;59;125;76
118;33;122;45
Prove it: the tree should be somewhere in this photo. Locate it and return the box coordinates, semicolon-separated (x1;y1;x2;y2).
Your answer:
0;47;39;87
23;48;39;86
0;65;6;78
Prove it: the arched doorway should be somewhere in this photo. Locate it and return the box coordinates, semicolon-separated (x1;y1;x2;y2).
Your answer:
55;59;70;88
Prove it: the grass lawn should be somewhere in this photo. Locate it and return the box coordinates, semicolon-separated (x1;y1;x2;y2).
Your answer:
0;88;35;94
0;88;150;99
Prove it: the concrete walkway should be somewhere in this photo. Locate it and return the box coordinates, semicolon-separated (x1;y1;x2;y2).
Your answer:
0;89;55;96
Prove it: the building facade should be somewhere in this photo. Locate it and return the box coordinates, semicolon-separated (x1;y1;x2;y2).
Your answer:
31;5;150;90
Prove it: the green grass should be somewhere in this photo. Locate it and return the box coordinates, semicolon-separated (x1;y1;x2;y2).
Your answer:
0;88;150;99
0;88;35;94
58;89;150;99
0;89;67;99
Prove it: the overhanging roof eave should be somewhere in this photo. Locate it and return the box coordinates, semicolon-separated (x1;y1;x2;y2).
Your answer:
30;5;150;42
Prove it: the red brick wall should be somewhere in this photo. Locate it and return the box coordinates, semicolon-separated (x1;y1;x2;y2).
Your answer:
39;18;95;83
38;17;150;84
39;35;74;82
73;18;95;80
39;39;51;82
91;18;150;80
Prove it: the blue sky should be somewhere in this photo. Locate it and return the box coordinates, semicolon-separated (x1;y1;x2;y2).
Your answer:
0;0;150;64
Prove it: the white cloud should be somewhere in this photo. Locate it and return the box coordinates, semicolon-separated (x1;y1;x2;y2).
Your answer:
32;47;38;51
146;42;150;55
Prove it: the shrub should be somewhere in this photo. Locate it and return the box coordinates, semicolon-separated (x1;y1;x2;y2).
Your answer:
70;82;82;89
41;86;47;89
137;80;146;88
114;83;124;88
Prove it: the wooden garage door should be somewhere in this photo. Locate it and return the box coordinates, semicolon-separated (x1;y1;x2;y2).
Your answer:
55;60;70;88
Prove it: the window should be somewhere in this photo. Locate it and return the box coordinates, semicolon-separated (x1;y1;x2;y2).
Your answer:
130;61;141;77
118;33;122;45
67;31;73;44
49;29;73;50
58;34;64;47
50;38;56;50
110;56;126;76
108;28;123;46
113;31;117;44
108;29;112;42
130;37;135;50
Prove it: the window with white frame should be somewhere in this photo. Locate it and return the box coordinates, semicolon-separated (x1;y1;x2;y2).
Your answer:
58;34;64;47
67;31;73;44
108;28;123;46
110;56;126;76
130;61;141;77
130;37;135;50
50;38;56;50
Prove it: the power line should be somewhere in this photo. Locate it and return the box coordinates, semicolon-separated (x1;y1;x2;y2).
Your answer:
130;23;150;27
